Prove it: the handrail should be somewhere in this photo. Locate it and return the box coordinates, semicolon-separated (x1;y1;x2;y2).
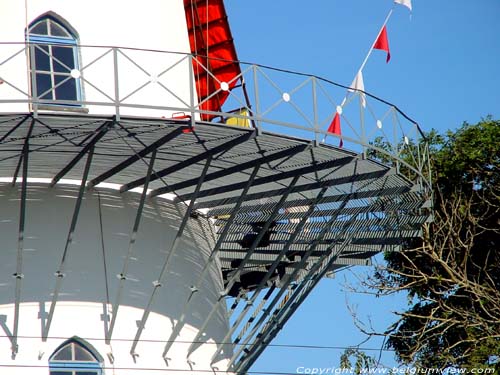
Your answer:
0;42;431;192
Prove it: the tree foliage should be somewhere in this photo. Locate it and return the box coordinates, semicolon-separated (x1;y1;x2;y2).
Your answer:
340;348;377;373
365;118;500;370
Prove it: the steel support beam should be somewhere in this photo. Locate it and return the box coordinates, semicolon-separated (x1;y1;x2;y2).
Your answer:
207;190;421;218
121;130;256;193
197;184;410;210
33;117;79;147
215;195;423;225
210;186;328;363
238;239;348;372
88;127;184;187
235;200;392;371
150;143;309;197
225;174;300;296
0;114;31;144
42;146;95;341
179;155;355;201
186;174;300;358
160;164;261;360
227;170;394;368
222;214;428;243
106;150;158;343
219;250;374;263
226;196;352;368
220;228;422;252
11;119;35;357
129;155;213;357
50;121;113;186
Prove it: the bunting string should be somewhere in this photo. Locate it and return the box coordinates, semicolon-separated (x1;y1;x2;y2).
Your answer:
324;0;413;145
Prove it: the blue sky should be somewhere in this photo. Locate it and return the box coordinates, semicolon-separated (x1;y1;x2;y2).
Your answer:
224;0;500;373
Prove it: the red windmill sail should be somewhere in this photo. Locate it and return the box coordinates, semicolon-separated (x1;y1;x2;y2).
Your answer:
184;0;242;121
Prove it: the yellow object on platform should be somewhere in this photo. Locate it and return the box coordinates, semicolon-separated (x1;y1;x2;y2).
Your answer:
226;109;251;128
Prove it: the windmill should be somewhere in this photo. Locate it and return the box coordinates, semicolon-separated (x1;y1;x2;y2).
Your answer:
0;1;431;374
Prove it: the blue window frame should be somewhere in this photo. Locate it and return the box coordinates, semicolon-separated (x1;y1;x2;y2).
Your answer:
27;14;82;106
49;338;103;375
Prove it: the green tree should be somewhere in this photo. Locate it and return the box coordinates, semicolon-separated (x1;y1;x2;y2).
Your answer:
364;118;500;370
340;348;377;374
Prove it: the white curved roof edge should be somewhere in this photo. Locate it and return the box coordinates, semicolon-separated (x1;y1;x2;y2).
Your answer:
0;177;178;202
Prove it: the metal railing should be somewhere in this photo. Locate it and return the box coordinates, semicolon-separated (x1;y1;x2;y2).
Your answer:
0;42;431;191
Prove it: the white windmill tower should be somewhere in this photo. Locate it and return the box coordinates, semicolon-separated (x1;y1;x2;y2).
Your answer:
0;1;431;374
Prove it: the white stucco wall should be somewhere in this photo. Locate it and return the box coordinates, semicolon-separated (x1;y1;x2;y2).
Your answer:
0;182;232;374
0;0;197;118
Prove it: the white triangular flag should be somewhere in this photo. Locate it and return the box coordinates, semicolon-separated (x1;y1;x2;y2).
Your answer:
394;0;412;11
348;71;366;108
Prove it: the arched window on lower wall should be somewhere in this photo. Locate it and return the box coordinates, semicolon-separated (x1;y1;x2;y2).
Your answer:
49;337;103;375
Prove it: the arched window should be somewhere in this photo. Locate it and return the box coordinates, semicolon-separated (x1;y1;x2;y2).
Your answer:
27;13;82;106
49;337;103;375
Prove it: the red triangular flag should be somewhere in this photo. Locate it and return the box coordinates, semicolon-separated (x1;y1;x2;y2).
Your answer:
327;112;343;148
374;26;391;63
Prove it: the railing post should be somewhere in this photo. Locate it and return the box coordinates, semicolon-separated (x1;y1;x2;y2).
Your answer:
252;65;261;134
392;107;399;173
113;47;120;121
188;54;196;128
359;92;367;158
28;44;38;118
312;77;319;144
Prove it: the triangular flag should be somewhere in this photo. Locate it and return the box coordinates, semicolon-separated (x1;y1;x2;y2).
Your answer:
394;0;412;11
348;71;366;108
374;26;391;63
327;112;343;148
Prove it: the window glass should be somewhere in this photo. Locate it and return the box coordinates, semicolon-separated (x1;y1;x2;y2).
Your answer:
34;45;51;71
52;343;73;360
49;21;71;37
53;46;75;72
35;74;52;99
74;344;96;361
30;20;48;35
54;75;77;100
